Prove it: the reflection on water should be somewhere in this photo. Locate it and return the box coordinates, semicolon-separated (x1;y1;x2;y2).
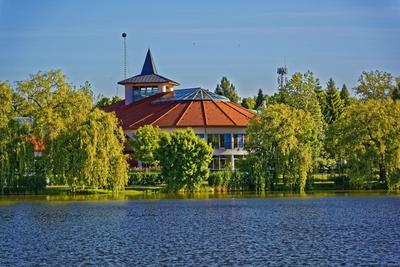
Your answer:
0;190;396;204
0;193;399;266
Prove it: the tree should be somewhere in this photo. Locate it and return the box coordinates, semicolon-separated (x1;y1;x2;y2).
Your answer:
328;99;400;190
244;104;319;192
392;77;400;101
157;129;213;192
15;70;128;191
56;109;128;191
279;71;324;125
355;70;395;100
215;76;240;103
255;88;264;109
129;125;162;166
340;84;351;106
96;95;122;108
278;71;325;158
0;82;39;193
323;78;344;124
241;97;256;110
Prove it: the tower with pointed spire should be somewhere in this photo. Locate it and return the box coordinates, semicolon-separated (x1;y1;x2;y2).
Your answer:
118;49;179;105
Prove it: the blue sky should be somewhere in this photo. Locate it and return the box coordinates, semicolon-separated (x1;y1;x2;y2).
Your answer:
0;0;399;98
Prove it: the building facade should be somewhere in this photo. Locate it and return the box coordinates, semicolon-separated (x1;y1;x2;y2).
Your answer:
105;50;256;170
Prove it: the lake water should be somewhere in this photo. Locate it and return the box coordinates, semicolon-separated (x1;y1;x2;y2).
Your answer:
1;193;400;266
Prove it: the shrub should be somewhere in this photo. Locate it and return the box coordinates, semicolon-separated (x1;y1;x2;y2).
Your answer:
129;171;163;186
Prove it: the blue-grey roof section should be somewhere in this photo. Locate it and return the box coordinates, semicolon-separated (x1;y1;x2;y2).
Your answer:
141;49;158;75
118;74;179;85
154;87;229;103
118;49;179;85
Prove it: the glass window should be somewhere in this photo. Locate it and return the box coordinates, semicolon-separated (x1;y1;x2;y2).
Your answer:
233;134;244;148
133;89;141;96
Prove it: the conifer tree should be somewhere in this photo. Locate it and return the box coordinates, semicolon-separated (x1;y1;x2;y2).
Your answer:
324;78;344;124
255;88;264;109
215;76;240;103
340;84;351;106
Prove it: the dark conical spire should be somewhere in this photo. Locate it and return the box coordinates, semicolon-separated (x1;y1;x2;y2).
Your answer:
141;49;158;75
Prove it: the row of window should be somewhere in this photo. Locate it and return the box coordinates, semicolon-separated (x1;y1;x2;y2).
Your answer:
197;133;246;149
132;87;159;99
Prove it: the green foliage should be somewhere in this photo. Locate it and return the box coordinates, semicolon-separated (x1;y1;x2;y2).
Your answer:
340;84;351;106
323;78;344;124
241;97;256;109
328;99;400;190
96;95;122;108
129;171;162;185
0;82;40;193
215;76;240;103
244;104;319;192
3;70;129;193
208;170;245;191
0;82;13;128
392;77;400;101
255;88;264;109
355;70;396;100
279;71;325;130
128;125;162;165
157;129;213;192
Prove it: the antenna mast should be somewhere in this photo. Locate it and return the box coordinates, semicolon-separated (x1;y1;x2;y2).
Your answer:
277;61;288;89
122;32;127;79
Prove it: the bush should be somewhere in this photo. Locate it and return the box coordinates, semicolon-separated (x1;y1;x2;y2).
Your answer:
208;169;245;191
18;175;47;192
333;175;350;189
129;171;163;186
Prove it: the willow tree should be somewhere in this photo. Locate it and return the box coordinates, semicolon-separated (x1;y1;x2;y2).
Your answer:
0;82;37;193
15;70;128;191
157;129;213;192
245;104;319;192
328;99;400;190
51;109;128;191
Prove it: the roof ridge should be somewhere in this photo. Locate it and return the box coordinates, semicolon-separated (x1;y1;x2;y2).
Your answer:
148;102;181;125
224;101;256;119
175;101;193;126
211;99;238;126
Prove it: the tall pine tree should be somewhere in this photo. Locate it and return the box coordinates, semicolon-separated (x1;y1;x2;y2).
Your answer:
255;88;264;109
324;78;344;124
340;84;350;106
215;76;240;103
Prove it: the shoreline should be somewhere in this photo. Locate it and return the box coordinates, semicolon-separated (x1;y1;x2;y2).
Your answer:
0;189;398;204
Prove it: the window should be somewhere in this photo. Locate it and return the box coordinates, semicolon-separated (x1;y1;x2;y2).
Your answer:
132;87;159;101
220;156;231;169
210;156;232;170
207;134;232;149
233;134;244;148
196;133;205;139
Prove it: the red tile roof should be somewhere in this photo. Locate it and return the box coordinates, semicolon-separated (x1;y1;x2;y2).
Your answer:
104;91;256;130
